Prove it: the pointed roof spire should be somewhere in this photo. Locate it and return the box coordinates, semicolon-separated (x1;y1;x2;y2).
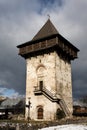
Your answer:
47;14;50;20
32;19;59;41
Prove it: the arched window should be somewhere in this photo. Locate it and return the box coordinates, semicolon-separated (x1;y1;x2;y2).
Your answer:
37;107;43;119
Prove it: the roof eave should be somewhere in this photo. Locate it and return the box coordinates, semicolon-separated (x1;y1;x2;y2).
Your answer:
17;34;58;48
58;33;79;52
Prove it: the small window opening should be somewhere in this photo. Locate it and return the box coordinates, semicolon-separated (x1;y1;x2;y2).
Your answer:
40;59;41;63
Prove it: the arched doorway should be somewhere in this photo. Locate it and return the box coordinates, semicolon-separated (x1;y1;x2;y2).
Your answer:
37;107;43;119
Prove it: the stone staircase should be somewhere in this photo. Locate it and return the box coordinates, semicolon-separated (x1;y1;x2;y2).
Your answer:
59;96;70;116
34;86;70;116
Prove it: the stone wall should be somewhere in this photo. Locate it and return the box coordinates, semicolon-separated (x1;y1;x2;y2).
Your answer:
25;51;59;120
25;50;73;120
55;52;73;115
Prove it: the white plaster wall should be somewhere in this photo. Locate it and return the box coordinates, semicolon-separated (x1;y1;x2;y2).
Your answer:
55;53;73;114
25;50;73;120
25;52;58;120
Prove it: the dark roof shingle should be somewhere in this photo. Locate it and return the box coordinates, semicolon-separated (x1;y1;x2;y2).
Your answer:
32;19;59;41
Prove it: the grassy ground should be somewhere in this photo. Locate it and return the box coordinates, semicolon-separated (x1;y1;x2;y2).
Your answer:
0;118;87;130
0;117;87;125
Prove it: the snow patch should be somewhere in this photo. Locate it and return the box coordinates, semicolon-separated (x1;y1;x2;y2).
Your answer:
39;124;87;130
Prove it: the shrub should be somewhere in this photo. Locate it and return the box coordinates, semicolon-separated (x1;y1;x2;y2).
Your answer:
56;108;65;120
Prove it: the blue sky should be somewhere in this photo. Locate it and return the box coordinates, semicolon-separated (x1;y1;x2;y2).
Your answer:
0;0;87;99
1;88;16;97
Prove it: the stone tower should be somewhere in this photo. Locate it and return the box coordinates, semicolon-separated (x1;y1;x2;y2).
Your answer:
17;19;79;120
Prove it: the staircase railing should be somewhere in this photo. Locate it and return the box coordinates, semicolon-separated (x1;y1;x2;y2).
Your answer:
43;87;58;101
34;86;59;101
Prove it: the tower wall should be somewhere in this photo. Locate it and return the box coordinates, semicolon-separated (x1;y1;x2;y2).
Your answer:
25;50;73;120
25;51;60;120
55;52;73;115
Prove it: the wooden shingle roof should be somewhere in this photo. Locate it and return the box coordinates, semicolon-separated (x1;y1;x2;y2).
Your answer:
32;19;59;41
17;19;79;60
